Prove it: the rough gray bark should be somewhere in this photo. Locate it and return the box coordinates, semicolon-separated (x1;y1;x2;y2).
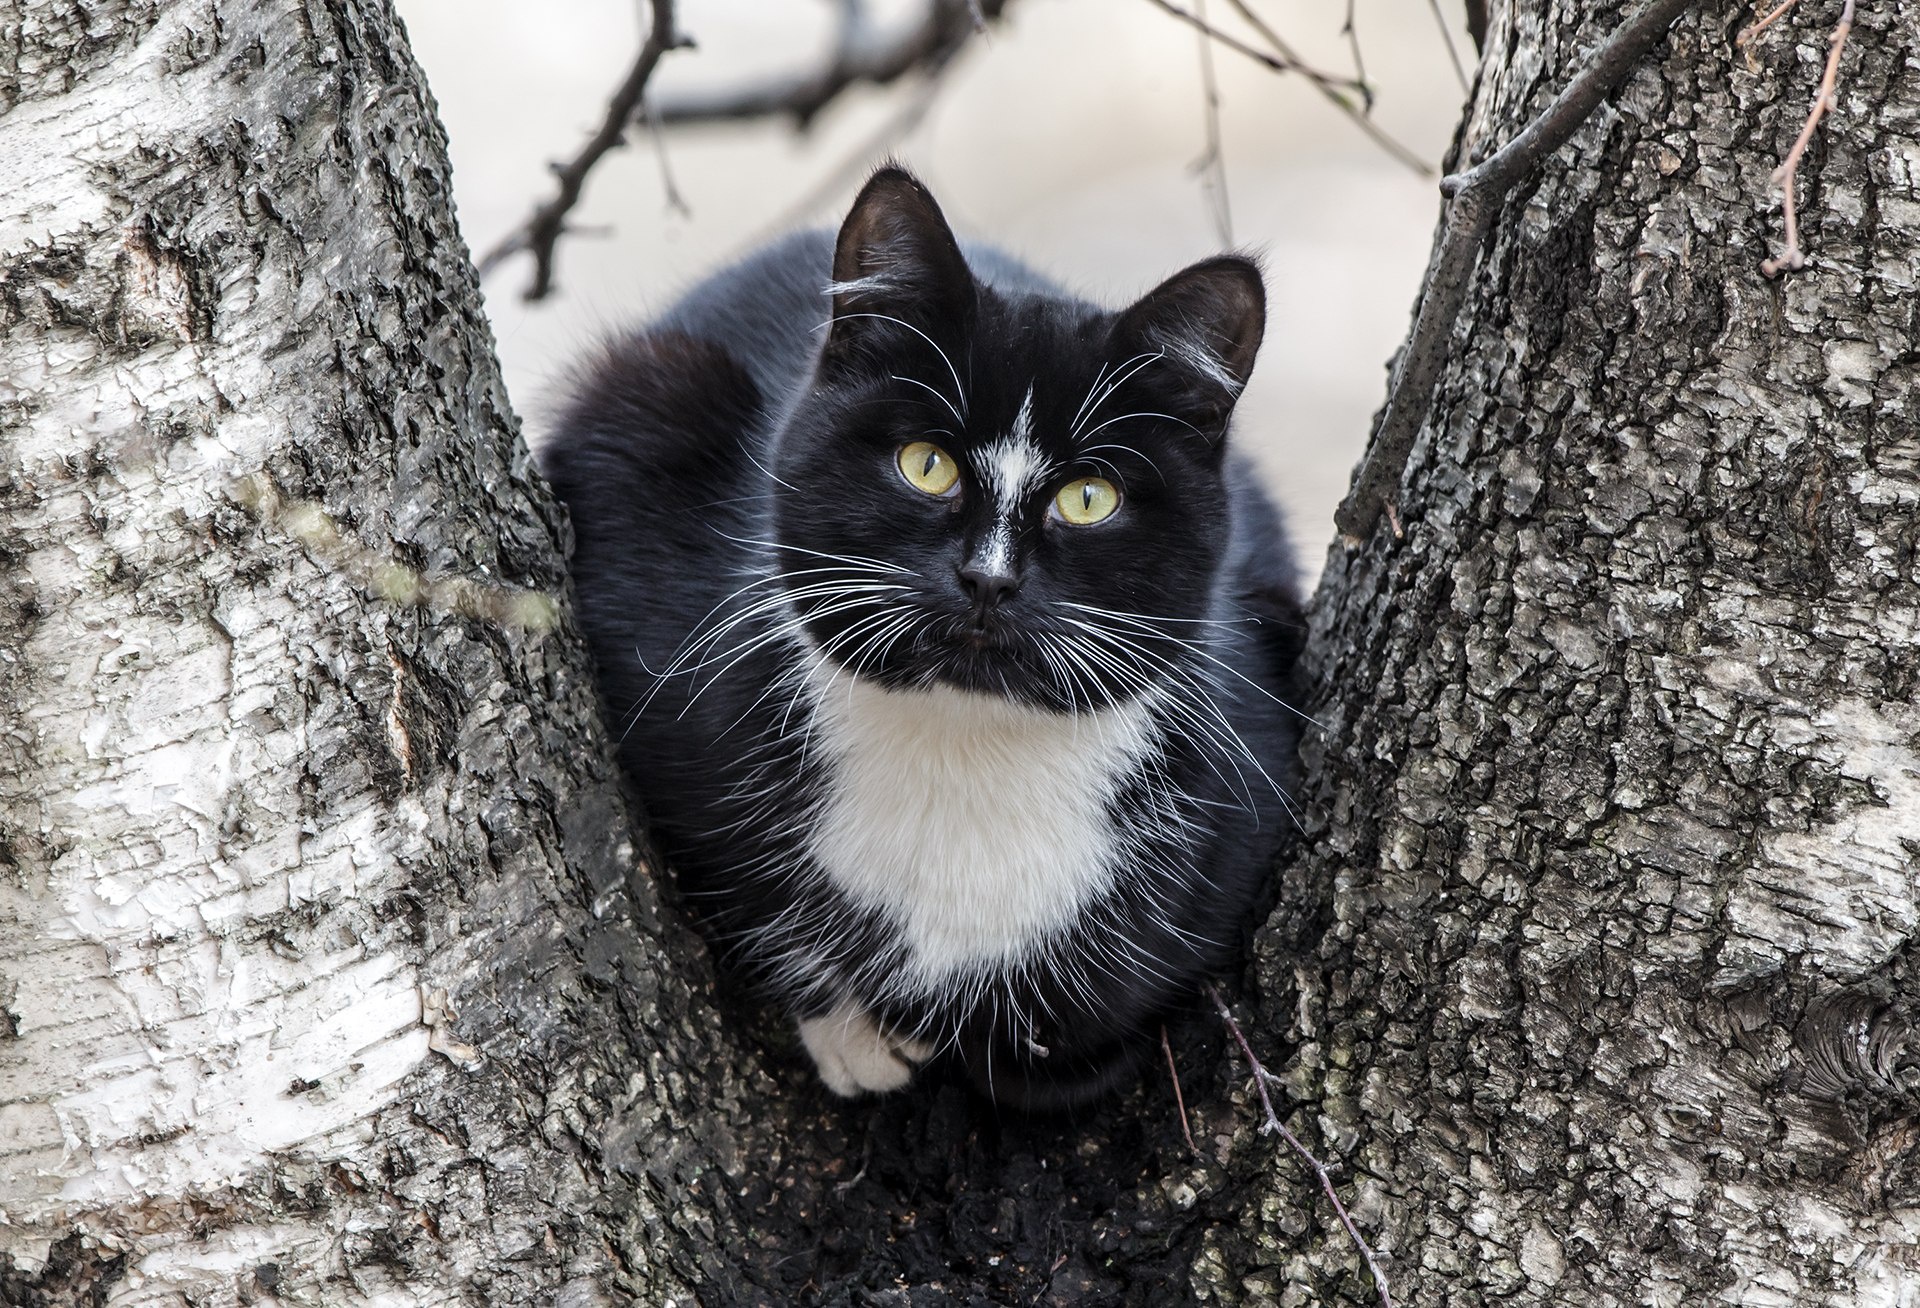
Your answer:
1225;1;1920;1302
2;0;1915;1306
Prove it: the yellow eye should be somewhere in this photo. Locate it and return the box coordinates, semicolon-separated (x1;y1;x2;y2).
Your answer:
1053;476;1120;526
898;441;960;496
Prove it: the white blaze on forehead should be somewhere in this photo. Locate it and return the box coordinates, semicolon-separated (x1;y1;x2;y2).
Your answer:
971;387;1046;573
974;387;1046;511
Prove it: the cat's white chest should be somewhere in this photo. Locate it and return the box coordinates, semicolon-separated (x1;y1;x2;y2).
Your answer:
802;662;1160;983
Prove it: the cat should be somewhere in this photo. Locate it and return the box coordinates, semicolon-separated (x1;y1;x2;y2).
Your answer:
541;166;1304;1111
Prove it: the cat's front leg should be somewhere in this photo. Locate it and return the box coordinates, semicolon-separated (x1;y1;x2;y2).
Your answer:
797;997;930;1096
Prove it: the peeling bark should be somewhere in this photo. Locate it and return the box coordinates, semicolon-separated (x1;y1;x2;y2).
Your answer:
2;1;1915;1306
0;2;770;1302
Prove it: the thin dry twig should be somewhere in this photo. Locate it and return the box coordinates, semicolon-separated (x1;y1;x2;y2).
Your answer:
641;97;691;218
477;0;684;300
1760;0;1855;277
648;0;1000;131
1149;0;1431;175
1191;0;1233;246
1333;0;1700;543
1339;0;1372;108
1161;1025;1197;1154
1207;986;1393;1308
1427;0;1472;93
1736;0;1800;46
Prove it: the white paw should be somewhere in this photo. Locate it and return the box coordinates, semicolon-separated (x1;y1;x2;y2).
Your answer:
798;1000;918;1096
892;1032;936;1065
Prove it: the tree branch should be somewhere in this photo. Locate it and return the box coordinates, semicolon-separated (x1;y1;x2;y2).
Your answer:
1148;0;1432;176
1759;0;1855;276
648;0;1004;131
476;0;685;301
1333;0;1701;544
1209;986;1393;1308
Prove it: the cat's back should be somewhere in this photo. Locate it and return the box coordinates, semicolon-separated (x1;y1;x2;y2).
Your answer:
654;229;836;408
539;287;794;748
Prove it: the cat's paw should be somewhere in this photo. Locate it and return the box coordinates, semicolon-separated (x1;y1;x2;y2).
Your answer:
798;1001;917;1096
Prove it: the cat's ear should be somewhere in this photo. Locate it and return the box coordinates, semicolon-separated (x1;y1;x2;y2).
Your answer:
1110;256;1266;435
824;166;974;362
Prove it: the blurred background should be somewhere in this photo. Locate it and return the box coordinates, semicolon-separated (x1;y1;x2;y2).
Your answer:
396;0;1473;580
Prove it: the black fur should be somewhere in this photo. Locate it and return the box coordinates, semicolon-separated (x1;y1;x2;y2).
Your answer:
543;167;1303;1111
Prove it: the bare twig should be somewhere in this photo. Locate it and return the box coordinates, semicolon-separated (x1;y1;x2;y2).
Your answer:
641;97;691;218
1427;0;1472;93
833;1134;874;1194
1207;986;1393;1308
648;0;1001;131
1760;0;1855;277
1737;0;1800;45
1339;0;1372;108
1193;0;1431;175
1161;1025;1197;1154
477;0;685;300
1191;0;1233;245
1333;0;1700;543
747;67;948;242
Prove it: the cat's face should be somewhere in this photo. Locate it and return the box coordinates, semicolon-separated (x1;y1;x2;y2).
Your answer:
772;169;1266;713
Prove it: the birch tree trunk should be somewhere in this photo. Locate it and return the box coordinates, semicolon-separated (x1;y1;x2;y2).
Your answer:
3;1;1916;1306
0;2;780;1303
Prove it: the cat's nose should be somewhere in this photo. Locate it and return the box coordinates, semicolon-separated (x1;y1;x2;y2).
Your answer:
958;564;1018;611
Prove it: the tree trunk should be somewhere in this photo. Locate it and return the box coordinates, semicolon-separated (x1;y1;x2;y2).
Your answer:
2;1;1914;1306
0;2;774;1302
1236;1;1920;1303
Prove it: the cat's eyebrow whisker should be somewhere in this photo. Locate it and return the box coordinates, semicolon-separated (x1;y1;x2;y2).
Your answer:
1070;350;1163;439
889;374;964;426
1066;358;1112;435
1080;442;1165;485
820;310;969;420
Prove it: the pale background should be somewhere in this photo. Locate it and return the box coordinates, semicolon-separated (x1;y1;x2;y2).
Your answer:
396;0;1473;578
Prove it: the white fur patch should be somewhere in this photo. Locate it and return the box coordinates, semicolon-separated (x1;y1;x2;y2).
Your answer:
797;997;920;1096
974;388;1045;509
801;656;1161;986
1151;325;1241;394
972;387;1046;573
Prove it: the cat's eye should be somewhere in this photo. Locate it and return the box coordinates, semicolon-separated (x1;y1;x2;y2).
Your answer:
898;441;960;497
1053;477;1120;526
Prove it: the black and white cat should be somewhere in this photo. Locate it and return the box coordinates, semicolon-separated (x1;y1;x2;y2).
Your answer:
542;167;1303;1111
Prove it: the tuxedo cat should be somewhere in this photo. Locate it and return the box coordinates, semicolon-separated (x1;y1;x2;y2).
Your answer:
542;167;1303;1111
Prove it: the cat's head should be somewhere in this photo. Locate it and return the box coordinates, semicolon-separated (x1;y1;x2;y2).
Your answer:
773;166;1266;712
